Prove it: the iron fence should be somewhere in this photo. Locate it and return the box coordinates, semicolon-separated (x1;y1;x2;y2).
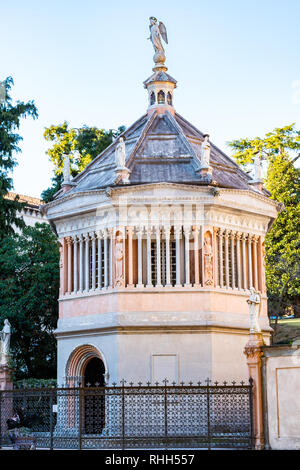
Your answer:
0;379;254;450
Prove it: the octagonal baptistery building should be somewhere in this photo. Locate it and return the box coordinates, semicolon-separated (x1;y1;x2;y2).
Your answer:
42;55;279;388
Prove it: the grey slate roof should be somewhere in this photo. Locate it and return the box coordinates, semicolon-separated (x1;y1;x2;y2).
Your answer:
57;110;267;198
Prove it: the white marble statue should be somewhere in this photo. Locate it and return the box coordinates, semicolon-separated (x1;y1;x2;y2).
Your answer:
254;154;262;181
63;154;71;184
247;287;261;334
115;137;126;168
148;17;168;54
201;134;211;168
0;319;11;364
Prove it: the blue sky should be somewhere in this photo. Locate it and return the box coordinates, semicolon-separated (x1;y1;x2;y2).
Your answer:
1;0;299;197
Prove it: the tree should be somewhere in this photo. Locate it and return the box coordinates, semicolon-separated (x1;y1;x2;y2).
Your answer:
228;124;300;322
0;77;38;239
0;223;59;379
42;123;125;202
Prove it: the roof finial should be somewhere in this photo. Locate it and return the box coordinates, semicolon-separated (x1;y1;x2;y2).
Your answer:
148;17;168;68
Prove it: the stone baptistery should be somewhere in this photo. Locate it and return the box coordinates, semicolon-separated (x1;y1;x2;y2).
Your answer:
42;19;279;387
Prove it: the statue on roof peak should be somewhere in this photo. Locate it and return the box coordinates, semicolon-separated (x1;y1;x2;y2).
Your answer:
148;17;168;65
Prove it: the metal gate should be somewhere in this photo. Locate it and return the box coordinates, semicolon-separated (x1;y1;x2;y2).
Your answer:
0;379;254;449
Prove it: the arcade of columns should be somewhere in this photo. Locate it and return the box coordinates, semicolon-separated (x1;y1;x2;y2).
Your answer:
59;225;266;297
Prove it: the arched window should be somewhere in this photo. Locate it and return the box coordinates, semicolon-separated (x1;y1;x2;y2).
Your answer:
167;92;172;105
150;91;155;105
157;90;165;104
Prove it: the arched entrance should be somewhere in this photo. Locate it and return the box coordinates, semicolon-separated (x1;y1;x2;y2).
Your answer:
83;357;106;434
65;345;107;435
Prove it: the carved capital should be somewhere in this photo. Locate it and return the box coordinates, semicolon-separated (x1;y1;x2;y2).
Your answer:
65;236;73;245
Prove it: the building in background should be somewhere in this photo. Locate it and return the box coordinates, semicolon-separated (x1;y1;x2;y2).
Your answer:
5;192;48;230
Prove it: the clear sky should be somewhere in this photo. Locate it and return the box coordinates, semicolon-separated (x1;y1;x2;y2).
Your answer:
1;0;299;198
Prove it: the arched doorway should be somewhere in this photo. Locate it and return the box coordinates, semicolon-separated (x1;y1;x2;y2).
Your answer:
83;357;106;434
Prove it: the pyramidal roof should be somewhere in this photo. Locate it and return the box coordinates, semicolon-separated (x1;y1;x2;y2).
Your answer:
56;29;268;199
59;110;267;197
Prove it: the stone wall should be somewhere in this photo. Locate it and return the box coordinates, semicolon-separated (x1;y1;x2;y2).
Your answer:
262;344;300;450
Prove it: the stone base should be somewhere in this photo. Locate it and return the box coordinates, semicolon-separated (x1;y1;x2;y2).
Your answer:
0;364;13;391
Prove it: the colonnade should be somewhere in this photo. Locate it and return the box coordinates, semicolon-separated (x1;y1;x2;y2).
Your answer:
59;226;265;295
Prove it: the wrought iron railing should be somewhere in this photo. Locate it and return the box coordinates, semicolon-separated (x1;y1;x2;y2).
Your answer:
0;379;254;450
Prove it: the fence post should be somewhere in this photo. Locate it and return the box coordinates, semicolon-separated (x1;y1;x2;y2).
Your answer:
249;377;254;449
121;380;126;450
78;387;83;450
0;390;2;449
49;389;54;450
163;379;168;449
206;378;211;450
244;333;264;450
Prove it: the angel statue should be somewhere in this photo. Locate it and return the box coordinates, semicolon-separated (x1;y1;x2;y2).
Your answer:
148;17;168;63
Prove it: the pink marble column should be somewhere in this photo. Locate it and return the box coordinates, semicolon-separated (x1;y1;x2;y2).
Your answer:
193;226;200;287
127;226;134;287
66;236;73;294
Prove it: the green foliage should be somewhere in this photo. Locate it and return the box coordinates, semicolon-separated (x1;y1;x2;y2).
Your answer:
229;125;300;318
0;223;59;379
0;77;38;239
42;123;126;201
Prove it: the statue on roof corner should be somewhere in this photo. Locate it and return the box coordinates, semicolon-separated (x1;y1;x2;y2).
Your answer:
115;136;126;168
148;17;168;64
201;134;211;168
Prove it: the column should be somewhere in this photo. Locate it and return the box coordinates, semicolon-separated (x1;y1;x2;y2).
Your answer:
59;240;64;297
224;230;230;288
155;226;162;287
242;233;247;290
175;226;181;287
137;226;144;288
79;235;84;292
230;231;236;289
66;236;73;294
91;233;96;290
109;229;113;288
84;233;89;291
193;226;200;287
146;227;152;288
248;234;253;289
73;237;78;293
253;236;259;290
236;232;242;290
97;231;102;289
103;229;108;289
184;226;191;287
213;227;218;288
218;229;224;288
127;226;134;288
244;333;265;450
164;226;171;287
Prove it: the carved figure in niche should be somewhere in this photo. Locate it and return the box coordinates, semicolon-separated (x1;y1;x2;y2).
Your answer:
203;231;213;285
247;287;261;334
114;231;125;288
